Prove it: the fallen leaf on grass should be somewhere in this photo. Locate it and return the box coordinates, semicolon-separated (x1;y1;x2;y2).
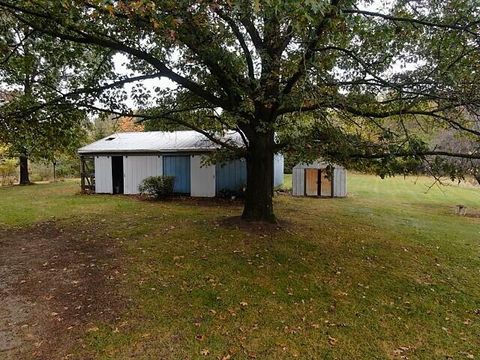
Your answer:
328;336;337;346
393;346;413;358
200;348;209;356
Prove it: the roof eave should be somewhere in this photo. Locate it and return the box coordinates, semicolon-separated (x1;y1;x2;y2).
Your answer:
77;148;217;155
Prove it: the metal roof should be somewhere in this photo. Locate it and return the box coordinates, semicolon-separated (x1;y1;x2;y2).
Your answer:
78;130;244;154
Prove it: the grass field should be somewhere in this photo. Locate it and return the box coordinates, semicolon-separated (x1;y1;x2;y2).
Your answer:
0;174;479;359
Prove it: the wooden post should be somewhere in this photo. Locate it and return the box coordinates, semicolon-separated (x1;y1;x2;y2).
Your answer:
303;169;307;196
80;156;85;192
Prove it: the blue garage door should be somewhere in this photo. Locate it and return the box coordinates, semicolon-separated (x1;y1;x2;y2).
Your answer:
215;159;247;195
163;156;191;194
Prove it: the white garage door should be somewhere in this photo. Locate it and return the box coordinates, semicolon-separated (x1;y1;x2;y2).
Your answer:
123;155;163;194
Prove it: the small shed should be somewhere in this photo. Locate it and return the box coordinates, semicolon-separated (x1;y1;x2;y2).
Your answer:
292;161;347;197
78;131;284;197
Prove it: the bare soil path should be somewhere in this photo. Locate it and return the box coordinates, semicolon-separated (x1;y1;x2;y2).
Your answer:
0;221;124;360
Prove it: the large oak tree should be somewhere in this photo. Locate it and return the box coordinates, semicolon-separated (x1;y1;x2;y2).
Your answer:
0;0;479;220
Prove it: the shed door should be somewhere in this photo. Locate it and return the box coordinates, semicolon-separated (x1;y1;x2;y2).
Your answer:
94;156;112;194
163;156;191;194
123;155;162;195
305;169;318;196
320;167;333;197
112;156;124;194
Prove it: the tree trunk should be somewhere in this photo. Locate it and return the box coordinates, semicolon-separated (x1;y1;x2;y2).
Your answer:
19;154;30;185
242;131;276;222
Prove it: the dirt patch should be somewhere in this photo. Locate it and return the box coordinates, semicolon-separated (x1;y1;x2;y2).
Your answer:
217;216;293;235
0;220;125;360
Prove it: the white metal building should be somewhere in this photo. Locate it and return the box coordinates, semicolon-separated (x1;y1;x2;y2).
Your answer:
78;131;284;197
292;160;347;197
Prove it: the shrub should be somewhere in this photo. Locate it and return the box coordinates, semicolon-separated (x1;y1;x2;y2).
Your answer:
139;176;175;199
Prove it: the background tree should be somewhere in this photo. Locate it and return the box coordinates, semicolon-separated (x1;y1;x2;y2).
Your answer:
0;0;479;220
0;13;102;184
91;114;144;140
429;114;480;185
0;143;16;185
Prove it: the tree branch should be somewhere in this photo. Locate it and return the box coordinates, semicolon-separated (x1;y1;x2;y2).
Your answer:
343;9;479;36
0;1;229;110
1;73;166;119
0;28;35;65
281;0;342;97
83;2;250;104
215;10;255;80
344;150;480;160
239;16;263;51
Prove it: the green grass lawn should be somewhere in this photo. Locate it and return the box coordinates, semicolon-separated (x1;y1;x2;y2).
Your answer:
1;175;479;359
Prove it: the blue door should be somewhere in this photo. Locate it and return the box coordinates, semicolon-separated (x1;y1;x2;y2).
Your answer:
163;156;191;194
215;159;247;195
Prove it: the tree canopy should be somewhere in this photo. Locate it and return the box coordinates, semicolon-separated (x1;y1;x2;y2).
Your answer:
0;12;91;183
0;0;479;220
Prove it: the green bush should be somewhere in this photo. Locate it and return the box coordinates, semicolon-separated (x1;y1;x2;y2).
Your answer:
138;176;175;199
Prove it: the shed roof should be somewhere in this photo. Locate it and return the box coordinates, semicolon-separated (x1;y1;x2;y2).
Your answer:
293;160;345;170
78;131;244;155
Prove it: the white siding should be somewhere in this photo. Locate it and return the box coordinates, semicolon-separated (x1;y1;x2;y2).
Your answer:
123;155;162;194
190;155;215;197
94;156;112;194
292;168;304;196
333;168;347;197
274;154;284;188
